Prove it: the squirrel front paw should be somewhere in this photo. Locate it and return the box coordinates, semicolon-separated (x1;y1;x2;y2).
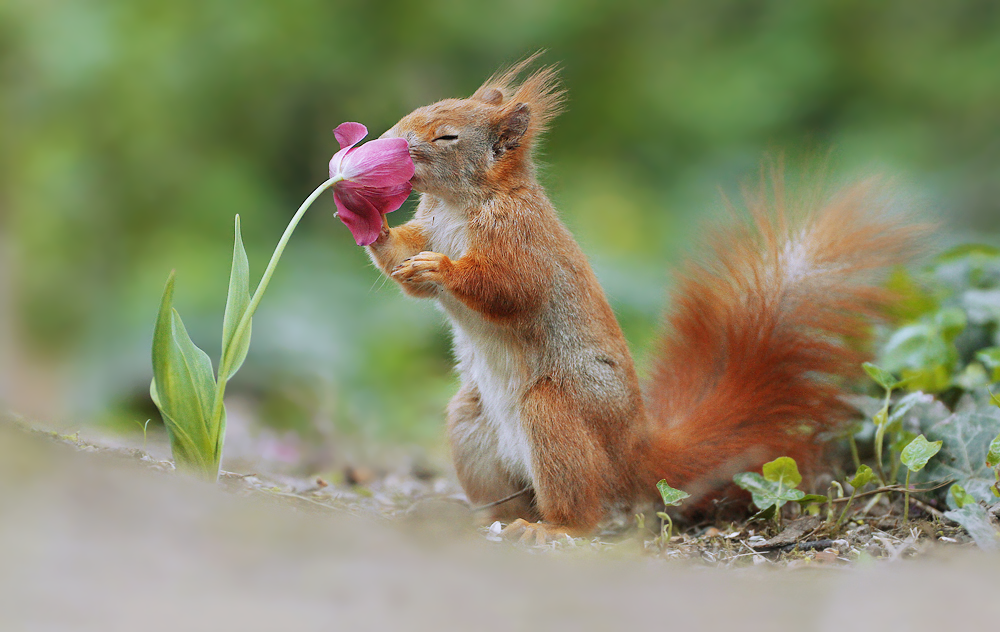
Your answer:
390;251;451;287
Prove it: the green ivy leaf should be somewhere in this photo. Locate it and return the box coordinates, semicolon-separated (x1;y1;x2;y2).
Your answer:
900;365;952;394
934;307;967;342
961;290;1000;327
949;483;977;509
887;392;933;426
890;430;919;456
977;348;1000;383
943;504;1000;551
863;362;901;391
880;320;959;393
656;480;690;507
150;272;218;478
762;456;802;488
849;464;875;489
749;504;777;522
220;215;252;382
900;434;942;472
733;471;805;512
873;408;889;427
794;494;829;507
987;432;1000;468
917;404;1000;508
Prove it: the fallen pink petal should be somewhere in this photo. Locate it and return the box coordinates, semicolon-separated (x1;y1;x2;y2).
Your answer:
329;122;414;246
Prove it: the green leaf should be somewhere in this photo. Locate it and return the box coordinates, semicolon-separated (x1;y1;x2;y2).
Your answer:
762;456;802;488
943;504;1000;551
733;471;805;512
150;272;219;478
873;407;888;428
890;429;919;456
220;215;252;382
987;432;1000;468
749;504;777;522
917;404;1000;508
977;348;1000;382
936;243;1000;261
961;290;1000;327
794;494;828;507
656;480;690;507
880;321;958;393
863;362;900;391
900;365;952;394
949;483;977;509
887;392;934;427
934;307;967;342
900;434;942;472
849;464;875;489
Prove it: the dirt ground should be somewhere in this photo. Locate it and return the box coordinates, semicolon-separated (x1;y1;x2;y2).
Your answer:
1;420;997;631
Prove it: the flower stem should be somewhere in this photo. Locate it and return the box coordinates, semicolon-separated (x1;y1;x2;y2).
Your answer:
208;175;342;477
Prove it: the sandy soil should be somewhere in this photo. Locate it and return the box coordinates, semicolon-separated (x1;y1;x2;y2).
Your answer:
1;420;997;631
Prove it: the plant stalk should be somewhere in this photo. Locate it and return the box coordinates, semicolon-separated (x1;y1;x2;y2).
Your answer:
208;175;342;477
836;488;858;527
848;434;861;472
903;469;911;524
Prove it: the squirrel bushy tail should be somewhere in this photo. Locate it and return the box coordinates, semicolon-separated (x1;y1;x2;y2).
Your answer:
642;171;922;509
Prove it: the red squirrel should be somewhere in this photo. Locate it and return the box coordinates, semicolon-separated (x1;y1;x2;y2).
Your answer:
366;58;918;537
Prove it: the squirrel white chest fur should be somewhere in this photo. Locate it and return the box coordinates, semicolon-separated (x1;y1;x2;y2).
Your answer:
420;200;535;483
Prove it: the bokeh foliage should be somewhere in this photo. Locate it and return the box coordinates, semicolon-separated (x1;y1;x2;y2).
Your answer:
1;0;999;456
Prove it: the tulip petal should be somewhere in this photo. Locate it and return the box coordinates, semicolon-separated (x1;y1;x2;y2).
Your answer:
334;122;368;150
334;185;384;246
356;182;412;216
339;137;414;187
329;146;349;179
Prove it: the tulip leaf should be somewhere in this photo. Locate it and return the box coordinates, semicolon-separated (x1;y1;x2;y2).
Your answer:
849;464;875;489
220;215;252;382
151;271;219;478
900;434;942;472
656;480;690;507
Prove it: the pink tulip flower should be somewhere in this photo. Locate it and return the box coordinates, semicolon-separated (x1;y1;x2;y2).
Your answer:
329;122;414;246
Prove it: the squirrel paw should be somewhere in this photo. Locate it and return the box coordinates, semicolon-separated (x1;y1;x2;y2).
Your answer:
499;519;573;545
390;251;451;286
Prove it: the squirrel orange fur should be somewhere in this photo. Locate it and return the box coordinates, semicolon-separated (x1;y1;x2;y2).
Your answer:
366;57;919;534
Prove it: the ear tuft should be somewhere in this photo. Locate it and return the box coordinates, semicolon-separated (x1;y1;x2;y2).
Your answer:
472;52;565;151
493;103;530;157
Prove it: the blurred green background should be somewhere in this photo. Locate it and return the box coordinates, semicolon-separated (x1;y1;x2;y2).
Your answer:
2;0;999;471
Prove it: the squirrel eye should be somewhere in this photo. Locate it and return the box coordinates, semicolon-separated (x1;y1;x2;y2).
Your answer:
433;134;458;142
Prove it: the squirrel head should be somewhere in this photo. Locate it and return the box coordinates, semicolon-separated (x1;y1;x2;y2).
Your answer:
382;55;564;204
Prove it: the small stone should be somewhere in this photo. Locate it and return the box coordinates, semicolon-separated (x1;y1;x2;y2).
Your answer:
814;549;840;563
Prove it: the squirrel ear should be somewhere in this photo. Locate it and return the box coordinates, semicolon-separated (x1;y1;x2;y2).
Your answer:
493;103;530;157
475;87;503;105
